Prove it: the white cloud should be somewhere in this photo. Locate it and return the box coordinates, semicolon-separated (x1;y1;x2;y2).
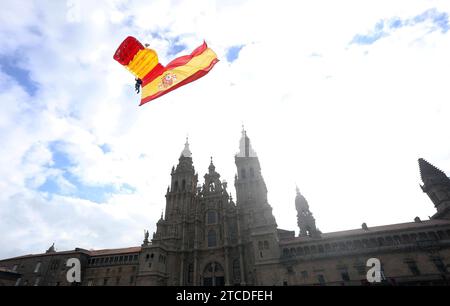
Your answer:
0;0;450;259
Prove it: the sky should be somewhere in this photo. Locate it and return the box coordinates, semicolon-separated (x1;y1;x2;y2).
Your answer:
1;0;450;259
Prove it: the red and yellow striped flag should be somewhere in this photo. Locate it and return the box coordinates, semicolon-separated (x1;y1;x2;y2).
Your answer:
113;36;218;106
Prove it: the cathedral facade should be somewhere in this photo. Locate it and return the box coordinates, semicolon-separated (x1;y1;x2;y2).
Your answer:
1;130;450;286
137;130;279;286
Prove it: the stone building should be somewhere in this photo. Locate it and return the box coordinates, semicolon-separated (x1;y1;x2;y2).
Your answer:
0;243;141;286
1;130;449;286
0;267;20;286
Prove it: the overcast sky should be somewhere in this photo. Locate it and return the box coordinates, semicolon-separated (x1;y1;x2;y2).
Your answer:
1;0;450;259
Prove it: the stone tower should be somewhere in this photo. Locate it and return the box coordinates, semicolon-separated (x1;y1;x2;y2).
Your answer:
234;129;266;205
165;138;198;226
234;128;280;284
137;139;199;285
419;158;450;219
295;187;320;238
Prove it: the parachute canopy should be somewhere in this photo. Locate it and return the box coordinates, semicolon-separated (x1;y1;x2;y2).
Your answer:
113;36;218;106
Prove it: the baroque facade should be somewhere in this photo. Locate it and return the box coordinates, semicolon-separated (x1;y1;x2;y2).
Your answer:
1;130;450;286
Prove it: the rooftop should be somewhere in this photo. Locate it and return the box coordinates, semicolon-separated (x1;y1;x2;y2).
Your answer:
0;246;142;262
280;218;450;245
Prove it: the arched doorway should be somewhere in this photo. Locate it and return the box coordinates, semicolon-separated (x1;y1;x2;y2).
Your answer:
202;262;225;286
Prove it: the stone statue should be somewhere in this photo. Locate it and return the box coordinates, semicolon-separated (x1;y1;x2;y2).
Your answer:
142;230;149;246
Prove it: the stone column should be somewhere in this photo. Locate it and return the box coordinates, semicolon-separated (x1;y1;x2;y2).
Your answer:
193;250;198;286
222;200;231;286
236;207;246;285
224;247;231;286
179;252;185;285
238;245;246;285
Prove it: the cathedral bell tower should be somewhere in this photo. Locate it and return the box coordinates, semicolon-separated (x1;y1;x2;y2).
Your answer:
155;139;198;245
139;139;199;286
234;127;279;280
234;128;268;207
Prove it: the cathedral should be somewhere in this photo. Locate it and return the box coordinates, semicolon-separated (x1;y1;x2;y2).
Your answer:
138;130;279;286
1;130;450;286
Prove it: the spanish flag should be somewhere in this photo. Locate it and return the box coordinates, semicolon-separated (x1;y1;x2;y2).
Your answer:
113;36;219;106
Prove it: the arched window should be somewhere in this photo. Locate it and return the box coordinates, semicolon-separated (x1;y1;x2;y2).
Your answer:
264;241;269;249
250;167;255;177
306;226;311;236
207;211;217;224
428;231;438;240
240;168;246;179
174;181;179;192
385;236;393;245
258;241;263;250
208;230;217;247
203;262;224;286
182;180;186;191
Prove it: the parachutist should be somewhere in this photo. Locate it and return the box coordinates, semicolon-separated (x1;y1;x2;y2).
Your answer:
135;78;142;94
113;36;217;105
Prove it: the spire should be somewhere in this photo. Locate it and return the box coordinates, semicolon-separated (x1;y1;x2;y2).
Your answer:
180;137;192;158
419;158;449;184
46;243;56;253
237;126;257;157
295;188;320;238
418;158;450;219
208;156;215;173
295;186;309;210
